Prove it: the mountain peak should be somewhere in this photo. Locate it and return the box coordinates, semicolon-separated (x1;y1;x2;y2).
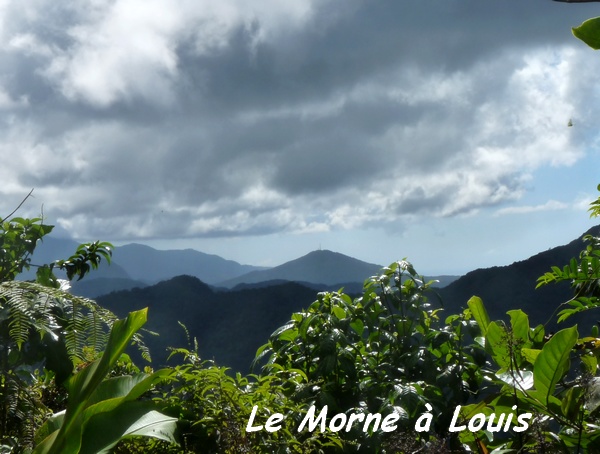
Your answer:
220;249;383;288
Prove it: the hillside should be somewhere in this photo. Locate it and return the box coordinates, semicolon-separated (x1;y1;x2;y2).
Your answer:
95;225;600;373
438;225;600;331
71;277;148;299
24;238;267;296
112;243;265;285
220;249;384;288
97;277;320;372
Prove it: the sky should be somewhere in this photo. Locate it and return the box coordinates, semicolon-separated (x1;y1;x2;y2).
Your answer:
1;0;600;275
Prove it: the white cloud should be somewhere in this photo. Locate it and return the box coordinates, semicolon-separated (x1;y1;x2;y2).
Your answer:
29;0;318;107
0;0;597;244
494;200;568;216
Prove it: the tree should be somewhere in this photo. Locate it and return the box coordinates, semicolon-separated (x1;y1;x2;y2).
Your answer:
256;261;486;452
0;194;138;451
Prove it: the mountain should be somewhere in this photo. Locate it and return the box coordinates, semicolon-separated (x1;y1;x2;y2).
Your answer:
97;276;319;372
220;249;384;288
96;225;600;373
438;225;600;332
230;279;366;294
23;237;266;295
70;277;148;299
27;237;455;298
20;237;132;281
111;243;264;285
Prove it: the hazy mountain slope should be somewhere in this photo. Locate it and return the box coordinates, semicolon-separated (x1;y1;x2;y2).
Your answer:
112;243;264;285
71;277;148;299
438;225;600;330
20;236;131;281
220;249;383;288
430;275;460;288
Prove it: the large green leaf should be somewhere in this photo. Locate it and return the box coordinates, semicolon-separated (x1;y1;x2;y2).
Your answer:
507;309;530;345
573;17;600;50
496;370;534;390
485;321;510;369
86;369;172;410
78;402;177;454
532;326;578;402
34;308;148;454
521;348;541;365
467;296;490;336
85;374;150;407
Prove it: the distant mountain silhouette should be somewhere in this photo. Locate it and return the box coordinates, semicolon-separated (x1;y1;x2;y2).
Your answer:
112;243;265;285
230;279;366;294
24;237;266;294
71;277;148;299
220;249;384;288
29;238;456;298
438;225;600;332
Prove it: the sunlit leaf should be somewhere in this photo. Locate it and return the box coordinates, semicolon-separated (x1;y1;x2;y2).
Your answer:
573;17;600;50
533;326;578;401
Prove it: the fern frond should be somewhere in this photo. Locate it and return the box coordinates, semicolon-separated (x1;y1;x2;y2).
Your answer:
0;284;36;350
0;281;116;361
64;309;87;361
7;298;32;350
132;332;152;363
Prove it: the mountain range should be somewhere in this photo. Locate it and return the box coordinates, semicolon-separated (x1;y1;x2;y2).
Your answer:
220;250;383;288
24;238;459;298
92;225;599;372
23;226;600;373
23;237;267;296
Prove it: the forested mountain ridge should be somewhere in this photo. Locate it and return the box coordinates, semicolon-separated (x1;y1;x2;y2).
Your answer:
438;224;600;330
97;277;319;372
96;224;600;372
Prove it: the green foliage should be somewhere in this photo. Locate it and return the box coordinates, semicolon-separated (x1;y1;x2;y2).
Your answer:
0;216;53;282
151;341;341;453
249;185;600;452
52;241;114;283
536;188;600;323
0;197;155;453
0;200;113;286
573;17;600;50
33;308;177;454
589;184;600;219
449;187;600;452
459;297;600;452
257;260;486;451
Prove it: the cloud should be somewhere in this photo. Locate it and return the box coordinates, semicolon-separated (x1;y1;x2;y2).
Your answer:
0;0;598;241
494;200;569;217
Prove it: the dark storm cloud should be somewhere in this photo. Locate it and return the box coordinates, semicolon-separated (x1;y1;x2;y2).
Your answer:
0;0;596;240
